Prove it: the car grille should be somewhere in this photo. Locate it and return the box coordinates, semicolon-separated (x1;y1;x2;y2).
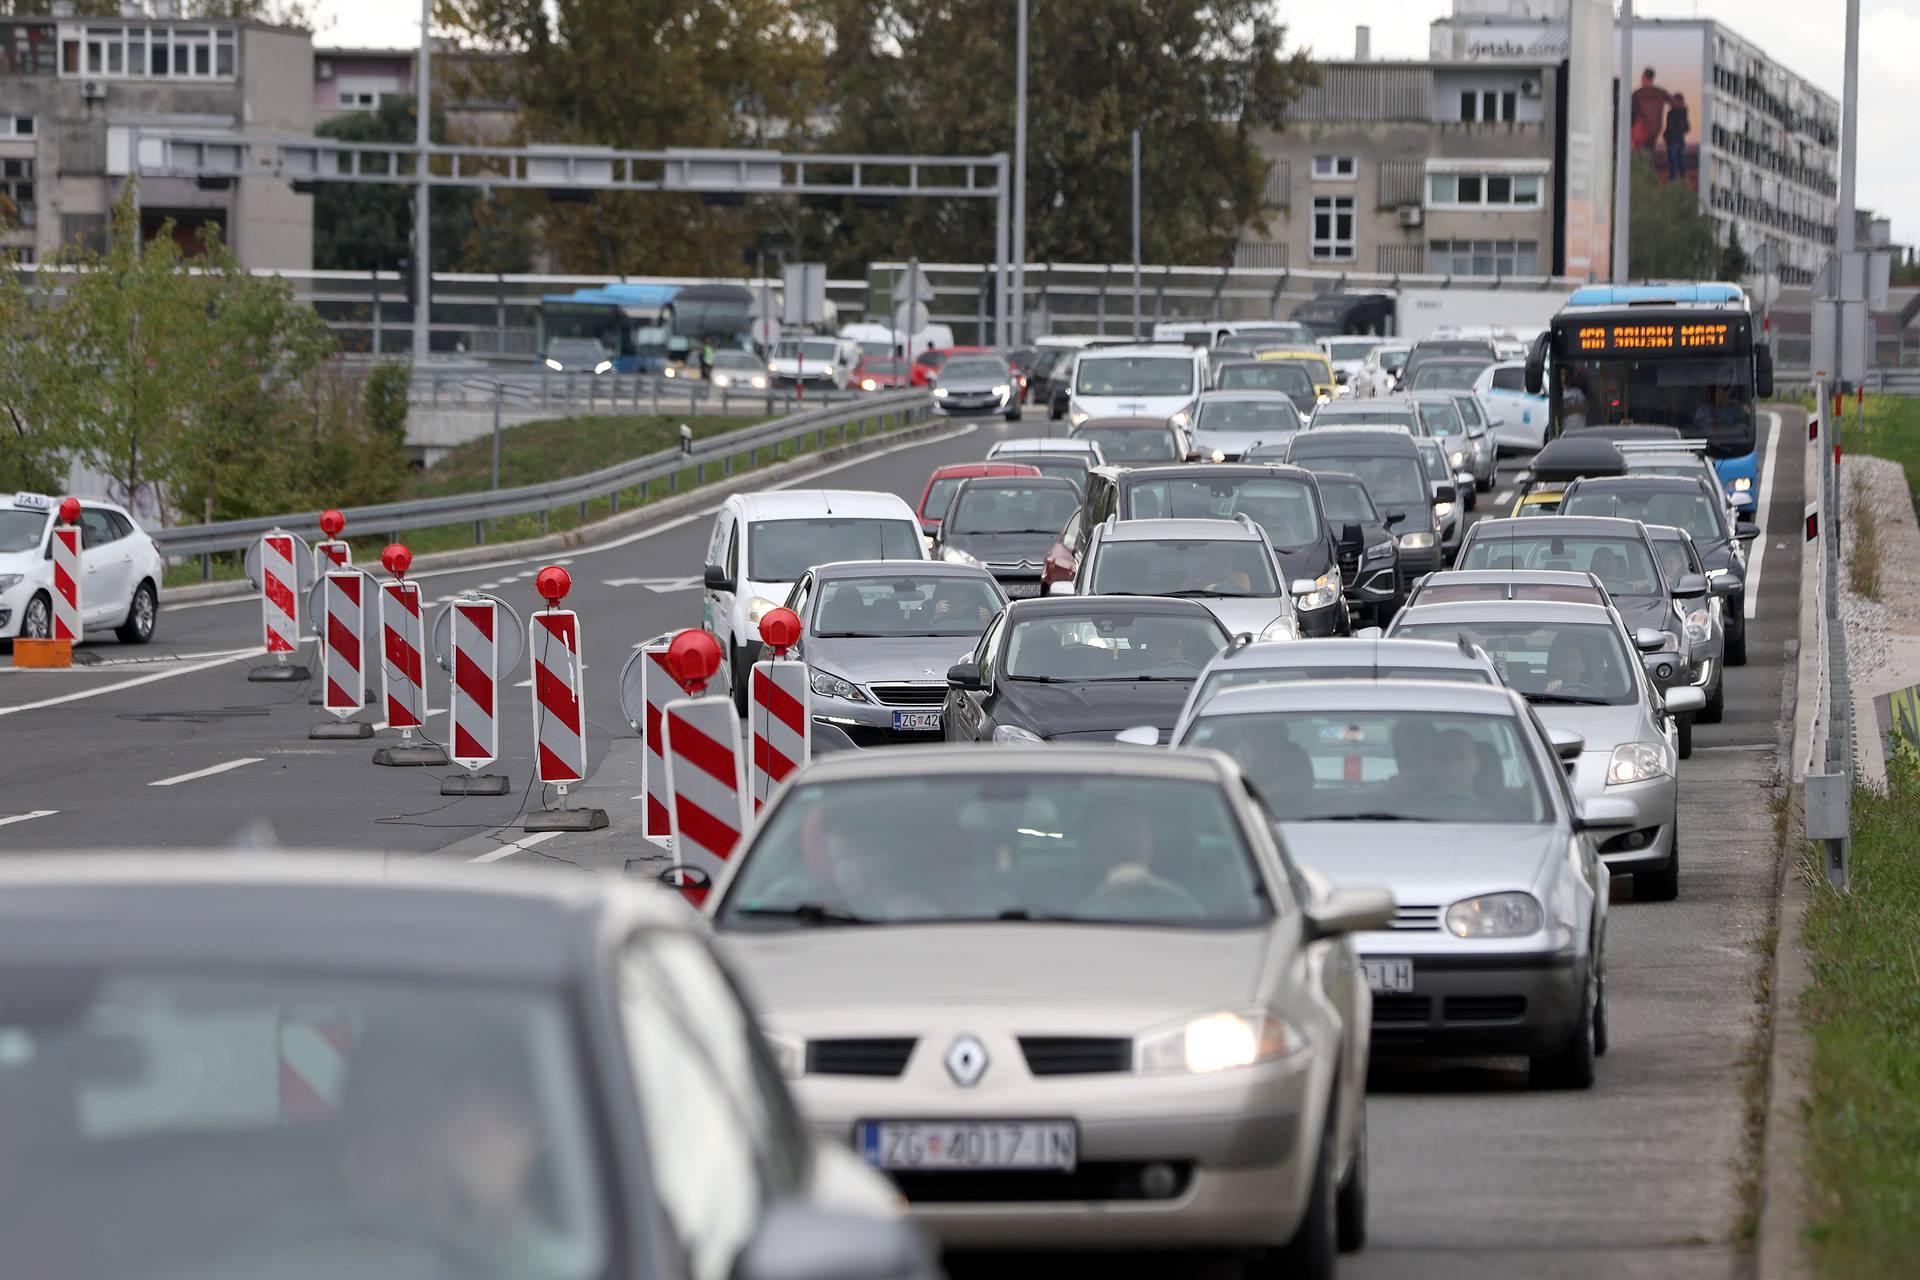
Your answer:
806;1038;917;1077
1444;996;1528;1023
1018;1037;1132;1076
1371;995;1432;1026
1336;547;1361;580
893;1161;1193;1204
868;682;947;708
831;723;943;747
1388;904;1442;931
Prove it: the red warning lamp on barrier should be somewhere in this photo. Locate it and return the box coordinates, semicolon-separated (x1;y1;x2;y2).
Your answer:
57;497;80;525
536;565;572;607
759;607;801;657
381;543;412;579
667;628;723;698
319;508;345;538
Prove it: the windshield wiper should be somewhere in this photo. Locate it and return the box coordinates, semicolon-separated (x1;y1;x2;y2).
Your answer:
732;903;872;926
1525;693;1612;705
1008;674;1075;683
1313;812;1429;822
1088;674;1188;682
815;631;894;638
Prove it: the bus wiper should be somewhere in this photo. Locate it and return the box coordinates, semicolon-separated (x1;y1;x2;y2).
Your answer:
733;903;872;926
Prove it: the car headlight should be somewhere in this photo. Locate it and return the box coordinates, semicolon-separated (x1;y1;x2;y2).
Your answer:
1293;572;1340;610
712;373;731;388
1449;449;1467;468
860;377;877;391
1607;740;1672;785
1138;1009;1299;1075
1445;892;1544;939
1398;531;1436;550
752;375;768;388
1069;409;1090;427
1433;502;1454;521
1732;476;1753;492
745;596;780;625
992;384;1011;398
763;1032;805;1079
0;574;22;593
1260;616;1298;641
1686;609;1712;643
941;546;983;567
1209;448;1227;463
1364;539;1395;561
594;360;613;374
809;669;869;703
544;357;563;372
662;365;677;378
932;386;950;398
991;724;1044;744
1169;405;1194;429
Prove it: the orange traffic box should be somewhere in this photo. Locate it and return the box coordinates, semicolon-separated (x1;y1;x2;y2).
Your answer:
13;638;72;668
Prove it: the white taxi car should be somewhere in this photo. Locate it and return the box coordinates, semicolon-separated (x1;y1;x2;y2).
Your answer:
0;492;164;644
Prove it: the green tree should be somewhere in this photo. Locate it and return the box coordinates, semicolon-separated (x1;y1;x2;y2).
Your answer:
1628;153;1719;280
0;265;68;493
1719;221;1750;281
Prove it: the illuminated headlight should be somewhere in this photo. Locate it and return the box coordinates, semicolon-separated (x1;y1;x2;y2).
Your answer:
1731;476;1753;492
1260;616;1298;641
594;360;613;374
992;724;1045;744
1169;406;1194;429
764;1032;804;1079
1210;448;1227;463
1433;501;1455;521
809;669;869;703
860;377;877;391
932;387;950;399
992;384;1012;398
662;365;677;378
1364;539;1395;561
1607;740;1672;785
1138;1009;1299;1075
712;373;731;388
745;596;780;625
1069;409;1091;427
1398;531;1436;550
1445;892;1544;939
1686;609;1712;643
1293;572;1340;610
941;546;983;567
1449;449;1467;468
544;357;563;372
751;375;768;389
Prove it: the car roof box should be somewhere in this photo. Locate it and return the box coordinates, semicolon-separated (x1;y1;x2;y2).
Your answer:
1529;436;1627;483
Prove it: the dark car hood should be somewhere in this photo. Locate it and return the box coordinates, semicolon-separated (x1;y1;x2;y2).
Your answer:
1273;542;1336;585
944;530;1056;567
1001;678;1196;739
1613;594;1676;632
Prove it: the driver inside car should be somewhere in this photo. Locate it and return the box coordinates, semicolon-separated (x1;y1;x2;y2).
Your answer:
1543;633;1596;694
1075;801;1204;919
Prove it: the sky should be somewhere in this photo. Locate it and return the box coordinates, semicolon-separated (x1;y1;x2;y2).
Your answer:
311;0;1915;249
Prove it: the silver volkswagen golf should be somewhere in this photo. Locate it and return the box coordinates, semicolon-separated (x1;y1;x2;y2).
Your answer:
709;745;1392;1275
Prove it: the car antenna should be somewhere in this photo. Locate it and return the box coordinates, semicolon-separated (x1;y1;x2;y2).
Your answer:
823;492;834;515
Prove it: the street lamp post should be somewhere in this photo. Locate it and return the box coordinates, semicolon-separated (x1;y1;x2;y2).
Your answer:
413;0;432;361
1012;0;1028;347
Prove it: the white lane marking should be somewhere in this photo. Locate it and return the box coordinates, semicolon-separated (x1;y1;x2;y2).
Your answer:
148;756;264;787
604;575;703;592
0;645;257;674
0;652;254;719
0;810;57;828
1494;489;1512;505
468;830;561;863
160;423;980;609
1744;409;1784;622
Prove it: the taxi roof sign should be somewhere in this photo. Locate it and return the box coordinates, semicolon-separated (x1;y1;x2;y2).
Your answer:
12;492;51;509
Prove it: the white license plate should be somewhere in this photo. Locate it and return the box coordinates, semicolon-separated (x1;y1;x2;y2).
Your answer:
858;1119;1077;1172
1003;581;1043;598
893;711;941;731
1362;958;1415;994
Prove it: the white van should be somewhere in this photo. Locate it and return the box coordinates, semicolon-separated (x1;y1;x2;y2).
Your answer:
1065;344;1209;429
839;321;955;360
701;490;927;704
768;336;862;389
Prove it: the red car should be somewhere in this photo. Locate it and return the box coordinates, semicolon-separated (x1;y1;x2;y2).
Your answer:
916;461;1042;537
910;345;991;387
851;354;911;392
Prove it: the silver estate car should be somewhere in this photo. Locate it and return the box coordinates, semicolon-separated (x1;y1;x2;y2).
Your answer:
710;746;1393;1270
1074;516;1300;643
782;560;1008;748
1177;680;1635;1088
1388;598;1703;901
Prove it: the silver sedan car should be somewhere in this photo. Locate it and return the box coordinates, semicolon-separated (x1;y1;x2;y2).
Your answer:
1177;680;1633;1087
782;560;1008;748
709;745;1392;1269
1388;598;1703;901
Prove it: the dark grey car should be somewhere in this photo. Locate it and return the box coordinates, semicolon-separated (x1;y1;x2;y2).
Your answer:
932;353;1022;420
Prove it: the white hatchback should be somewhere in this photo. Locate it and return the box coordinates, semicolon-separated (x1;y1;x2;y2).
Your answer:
0;492;165;644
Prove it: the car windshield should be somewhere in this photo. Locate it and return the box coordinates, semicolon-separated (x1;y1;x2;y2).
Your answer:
1325;339;1377;362
1560;488;1726;544
1074;425;1179;462
1124;477;1321;550
1417;444;1449;481
1194;399;1300;433
1650;539;1696;585
1395;618;1638;704
777;339;839;360
0;509;47;553
0;968;609;1277
812;574;1002;637
1007;609;1227;681
1378;349;1410;373
948;484;1079;536
720;774;1269;928
1022;457;1089;493
712;351;762;370
1215;363;1316;411
1311;408;1416;432
1075;356;1195;397
1313;477;1379;525
942;357;1008;382
1453;396;1486;428
1409;363;1483;390
1261;353;1329;381
1196;663;1492;713
748;517;921;582
1183;708;1549;823
1294;454;1426;508
860;357;907;375
1416;399;1464;437
920;477;966;520
1090;538;1281;597
1459;533;1663;597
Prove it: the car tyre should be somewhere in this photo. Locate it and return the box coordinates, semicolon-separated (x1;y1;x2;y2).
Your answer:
1004;403;1022;422
1335;1093;1368;1253
19;591;52;640
1530;954;1598;1089
1676;714;1693;760
1464;487;1478;511
730;641;750;716
1638;830;1681;902
116;580;158;645
1700;678;1725;724
1593;938;1610;1057
1725;615;1747;667
1253;1101;1338;1280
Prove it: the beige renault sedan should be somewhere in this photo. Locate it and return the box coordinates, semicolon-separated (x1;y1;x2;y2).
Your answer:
709;745;1392;1275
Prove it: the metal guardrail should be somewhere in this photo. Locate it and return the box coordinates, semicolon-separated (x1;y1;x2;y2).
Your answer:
153;390;933;567
1774;366;1920;396
403;365;879;415
1803;384;1853;889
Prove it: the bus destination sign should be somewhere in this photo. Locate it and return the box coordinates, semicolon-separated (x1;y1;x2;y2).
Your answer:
1575;321;1736;355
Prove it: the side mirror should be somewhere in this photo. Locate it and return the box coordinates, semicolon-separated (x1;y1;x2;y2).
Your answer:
1709;573;1737;598
1455;470;1476;492
1663;685;1706;716
1115;725;1161;747
1524;331;1549;395
1047;579;1075;596
1673;573;1708;599
1633;628;1667;653
1432;481;1457;505
946;662;984;691
1305;886;1396;941
735;1203;936;1280
703;564;735;593
1339;521;1364;549
1735;521;1761;541
1383;508;1407;528
1755;344;1774;399
1548;728;1586;761
1575;796;1640;831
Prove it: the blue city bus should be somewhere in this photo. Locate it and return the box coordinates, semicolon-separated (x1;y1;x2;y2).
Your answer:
1525;283;1775;513
537;282;757;374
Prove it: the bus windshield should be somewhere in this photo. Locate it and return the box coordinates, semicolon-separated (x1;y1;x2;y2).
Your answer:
1555;346;1754;458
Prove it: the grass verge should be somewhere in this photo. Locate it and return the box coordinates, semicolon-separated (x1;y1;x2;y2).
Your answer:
1799;758;1920;1277
1836;394;1920;509
1732;779;1794;1245
1848;501;1882;602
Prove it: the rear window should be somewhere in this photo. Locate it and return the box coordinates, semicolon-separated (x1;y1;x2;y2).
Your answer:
748;518;922;582
1414;583;1604;606
1491;366;1527;392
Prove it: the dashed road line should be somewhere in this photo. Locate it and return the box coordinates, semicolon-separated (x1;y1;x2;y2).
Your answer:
0;652;254;719
1745;409;1784;621
0;810;58;828
468;830;561;863
149;756;264;787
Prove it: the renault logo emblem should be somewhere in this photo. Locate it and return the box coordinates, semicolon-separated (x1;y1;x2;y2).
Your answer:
945;1035;989;1086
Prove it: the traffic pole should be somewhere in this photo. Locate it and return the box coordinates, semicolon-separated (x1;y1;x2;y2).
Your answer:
372;543;447;766
660;628;749;907
248;528;312;682
525;566;608;832
439;592;515;796
46;497;82;663
311;567;375;740
314;507;352;574
621;633;698;849
749;607;810;810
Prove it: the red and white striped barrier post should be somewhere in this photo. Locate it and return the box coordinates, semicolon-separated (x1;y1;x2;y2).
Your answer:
311;567;375;740
372;544;447;767
50;496;82;648
439;593;516;796
248;528;313;682
661;628;749;907
525;566;608;832
314;507;351;573
750;607;810;810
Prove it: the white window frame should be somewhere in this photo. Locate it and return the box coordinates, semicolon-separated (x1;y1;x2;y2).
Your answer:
1311;154;1357;181
1429;239;1541;278
1310;194;1356;262
0;116;32;139
58;22;236;81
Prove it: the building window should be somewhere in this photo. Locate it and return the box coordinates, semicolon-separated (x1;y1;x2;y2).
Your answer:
59;23;235;81
1428;172;1542;208
1312;155;1356;180
3;158;36;227
1460;89;1518;123
1311;195;1356;261
1430;239;1539;277
0;117;32;139
1;23;57;76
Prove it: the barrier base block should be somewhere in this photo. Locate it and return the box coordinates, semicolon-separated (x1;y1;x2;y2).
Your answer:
310;688;378;706
372;743;449;767
525;806;609;833
12;638;72;668
249;662;310;682
441;773;511;796
309;720;375;740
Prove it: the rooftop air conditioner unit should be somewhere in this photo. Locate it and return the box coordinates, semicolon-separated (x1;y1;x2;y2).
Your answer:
1519;77;1542;97
81;78;106;100
1399;204;1424;228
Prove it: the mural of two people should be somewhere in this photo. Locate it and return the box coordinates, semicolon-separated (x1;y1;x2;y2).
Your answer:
1631;65;1694;187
